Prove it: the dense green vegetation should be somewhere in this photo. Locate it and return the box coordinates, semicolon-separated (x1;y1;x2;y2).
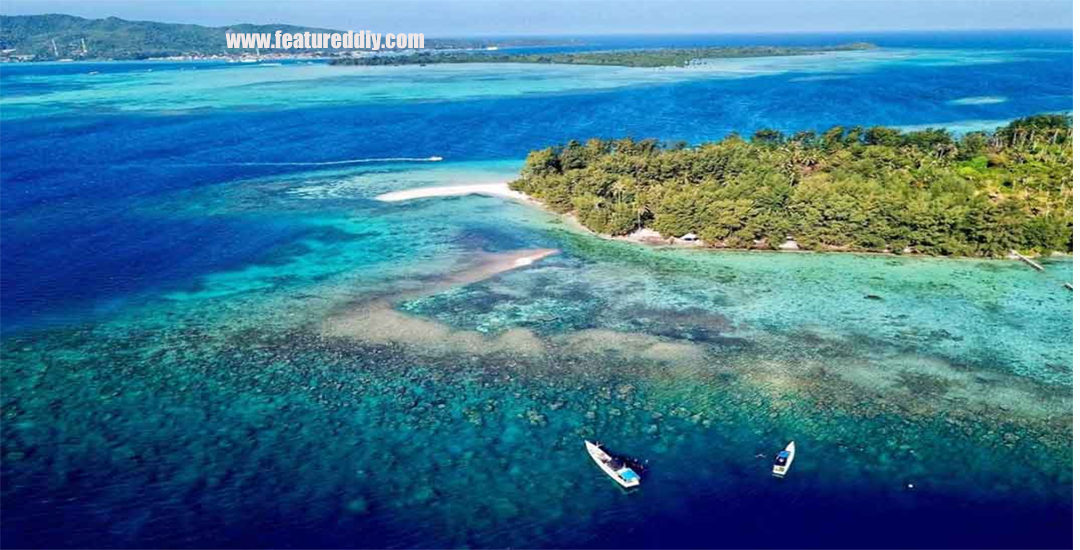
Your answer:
510;115;1073;257
0;14;570;60
329;43;875;68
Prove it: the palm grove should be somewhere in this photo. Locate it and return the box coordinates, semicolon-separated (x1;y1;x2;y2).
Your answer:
510;115;1073;256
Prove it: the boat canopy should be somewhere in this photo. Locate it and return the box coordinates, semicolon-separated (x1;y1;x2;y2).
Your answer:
619;469;641;482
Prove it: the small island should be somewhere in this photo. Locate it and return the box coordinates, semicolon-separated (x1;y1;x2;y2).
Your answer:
329;43;876;68
509;114;1073;257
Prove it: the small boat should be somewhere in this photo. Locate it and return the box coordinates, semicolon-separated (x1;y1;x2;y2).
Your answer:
585;440;642;488
772;441;795;478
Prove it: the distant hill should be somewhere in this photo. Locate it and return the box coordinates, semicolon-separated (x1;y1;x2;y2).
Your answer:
0;14;347;59
0;14;567;61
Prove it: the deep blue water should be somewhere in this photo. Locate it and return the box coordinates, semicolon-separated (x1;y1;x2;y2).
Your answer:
499;28;1075;53
0;30;1073;549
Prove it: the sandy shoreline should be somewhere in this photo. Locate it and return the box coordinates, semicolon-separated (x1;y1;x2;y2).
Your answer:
375;183;1069;260
375;183;533;203
374;183;683;247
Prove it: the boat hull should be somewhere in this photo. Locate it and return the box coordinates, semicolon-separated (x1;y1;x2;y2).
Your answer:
772;441;796;478
585;441;641;488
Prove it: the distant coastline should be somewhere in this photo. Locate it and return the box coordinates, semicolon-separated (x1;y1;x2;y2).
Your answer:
0;13;579;62
328;43;876;68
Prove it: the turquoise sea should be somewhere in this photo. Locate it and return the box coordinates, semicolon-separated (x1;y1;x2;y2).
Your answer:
0;31;1073;548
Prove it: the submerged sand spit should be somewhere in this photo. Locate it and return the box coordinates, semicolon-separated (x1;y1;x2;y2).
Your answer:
319;246;1071;428
321;246;727;376
323;300;549;357
432;249;559;295
322;248;559;354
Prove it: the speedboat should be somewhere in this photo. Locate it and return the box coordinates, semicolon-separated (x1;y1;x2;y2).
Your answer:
585;440;642;488
772;441;795;478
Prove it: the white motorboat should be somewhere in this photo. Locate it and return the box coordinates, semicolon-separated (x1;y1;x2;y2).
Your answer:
585;440;642;488
772;441;795;478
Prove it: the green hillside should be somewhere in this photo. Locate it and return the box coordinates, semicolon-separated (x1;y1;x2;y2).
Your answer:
0;14;346;59
0;14;567;60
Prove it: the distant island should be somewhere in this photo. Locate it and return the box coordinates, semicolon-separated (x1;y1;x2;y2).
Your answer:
509;115;1073;257
0;14;576;61
329;43;876;68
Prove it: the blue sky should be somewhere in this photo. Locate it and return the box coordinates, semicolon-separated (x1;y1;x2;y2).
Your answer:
0;0;1072;35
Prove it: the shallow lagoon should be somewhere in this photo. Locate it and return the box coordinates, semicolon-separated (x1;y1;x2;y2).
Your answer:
0;30;1073;548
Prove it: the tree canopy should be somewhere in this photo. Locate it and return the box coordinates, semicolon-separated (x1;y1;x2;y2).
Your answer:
510;115;1073;257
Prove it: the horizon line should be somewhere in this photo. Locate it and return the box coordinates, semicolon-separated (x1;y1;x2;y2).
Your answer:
0;12;1072;38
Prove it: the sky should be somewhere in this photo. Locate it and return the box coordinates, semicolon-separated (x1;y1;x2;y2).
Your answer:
0;0;1072;36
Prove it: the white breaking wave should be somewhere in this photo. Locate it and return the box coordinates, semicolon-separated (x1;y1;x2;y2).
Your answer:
946;96;1008;106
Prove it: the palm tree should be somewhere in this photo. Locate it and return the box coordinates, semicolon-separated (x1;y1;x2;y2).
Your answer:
634;201;653;228
609;177;632;205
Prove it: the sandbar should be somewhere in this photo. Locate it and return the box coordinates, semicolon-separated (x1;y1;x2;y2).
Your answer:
375;183;532;203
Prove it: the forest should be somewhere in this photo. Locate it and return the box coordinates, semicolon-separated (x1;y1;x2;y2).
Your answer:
509;114;1073;256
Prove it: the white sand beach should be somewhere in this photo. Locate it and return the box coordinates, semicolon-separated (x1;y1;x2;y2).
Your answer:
375;183;531;203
